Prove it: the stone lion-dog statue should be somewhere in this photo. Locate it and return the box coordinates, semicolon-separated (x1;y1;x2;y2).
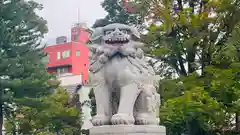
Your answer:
89;23;160;126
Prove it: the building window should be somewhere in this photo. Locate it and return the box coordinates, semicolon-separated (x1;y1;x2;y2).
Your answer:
57;52;61;60
76;50;80;56
57;68;68;74
73;35;78;41
62;50;70;59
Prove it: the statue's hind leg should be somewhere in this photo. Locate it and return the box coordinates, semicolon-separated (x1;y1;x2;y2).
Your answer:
134;89;159;125
92;84;112;126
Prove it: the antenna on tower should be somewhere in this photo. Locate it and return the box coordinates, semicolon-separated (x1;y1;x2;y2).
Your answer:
77;8;80;23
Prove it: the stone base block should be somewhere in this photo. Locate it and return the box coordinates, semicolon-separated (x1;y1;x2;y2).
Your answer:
90;125;166;135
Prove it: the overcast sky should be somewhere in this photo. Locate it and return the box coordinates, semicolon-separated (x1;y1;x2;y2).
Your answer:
34;0;107;44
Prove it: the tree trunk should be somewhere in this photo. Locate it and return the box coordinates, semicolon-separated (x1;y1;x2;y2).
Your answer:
187;47;196;74
177;53;187;76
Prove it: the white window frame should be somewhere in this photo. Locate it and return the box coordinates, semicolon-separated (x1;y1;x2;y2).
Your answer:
76;50;80;56
57;52;61;60
62;50;70;59
73;35;78;41
47;55;49;63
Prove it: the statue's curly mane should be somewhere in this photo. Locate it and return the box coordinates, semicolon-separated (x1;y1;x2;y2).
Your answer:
89;23;161;127
89;23;158;86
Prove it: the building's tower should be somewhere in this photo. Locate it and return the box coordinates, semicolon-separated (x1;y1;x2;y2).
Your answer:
70;23;91;83
71;23;89;43
71;23;93;130
44;21;93;131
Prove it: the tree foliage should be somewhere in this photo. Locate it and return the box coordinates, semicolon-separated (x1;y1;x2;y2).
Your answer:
4;88;82;135
99;0;240;134
88;88;96;117
133;0;240;134
0;0;58;134
92;0;144;28
160;62;240;135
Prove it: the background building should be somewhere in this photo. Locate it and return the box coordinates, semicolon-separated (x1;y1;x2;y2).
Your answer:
44;22;93;130
44;23;91;83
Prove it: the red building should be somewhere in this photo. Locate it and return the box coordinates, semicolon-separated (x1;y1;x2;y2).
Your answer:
44;23;90;83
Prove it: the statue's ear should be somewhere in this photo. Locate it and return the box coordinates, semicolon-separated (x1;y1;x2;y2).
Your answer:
90;27;104;44
130;26;140;40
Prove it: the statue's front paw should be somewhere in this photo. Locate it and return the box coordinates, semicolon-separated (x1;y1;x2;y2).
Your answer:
111;113;134;125
92;115;110;126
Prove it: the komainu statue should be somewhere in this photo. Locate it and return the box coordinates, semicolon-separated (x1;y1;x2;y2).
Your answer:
89;23;160;126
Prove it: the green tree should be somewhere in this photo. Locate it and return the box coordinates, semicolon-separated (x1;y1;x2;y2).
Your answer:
4;88;82;135
0;0;57;134
129;0;240;134
92;0;240;134
88;88;96;117
160;63;240;135
92;0;144;28
92;19;111;28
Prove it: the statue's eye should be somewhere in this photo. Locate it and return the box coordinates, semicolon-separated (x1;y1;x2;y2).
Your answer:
104;30;114;35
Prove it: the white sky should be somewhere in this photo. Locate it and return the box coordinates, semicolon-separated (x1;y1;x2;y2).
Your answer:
34;0;107;44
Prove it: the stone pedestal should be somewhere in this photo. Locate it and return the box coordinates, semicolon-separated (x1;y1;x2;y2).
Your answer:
90;125;166;135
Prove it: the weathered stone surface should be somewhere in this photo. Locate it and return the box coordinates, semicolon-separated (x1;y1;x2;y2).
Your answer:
90;125;166;135
89;23;161;126
88;23;165;135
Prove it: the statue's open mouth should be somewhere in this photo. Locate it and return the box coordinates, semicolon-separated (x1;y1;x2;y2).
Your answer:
105;38;129;45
